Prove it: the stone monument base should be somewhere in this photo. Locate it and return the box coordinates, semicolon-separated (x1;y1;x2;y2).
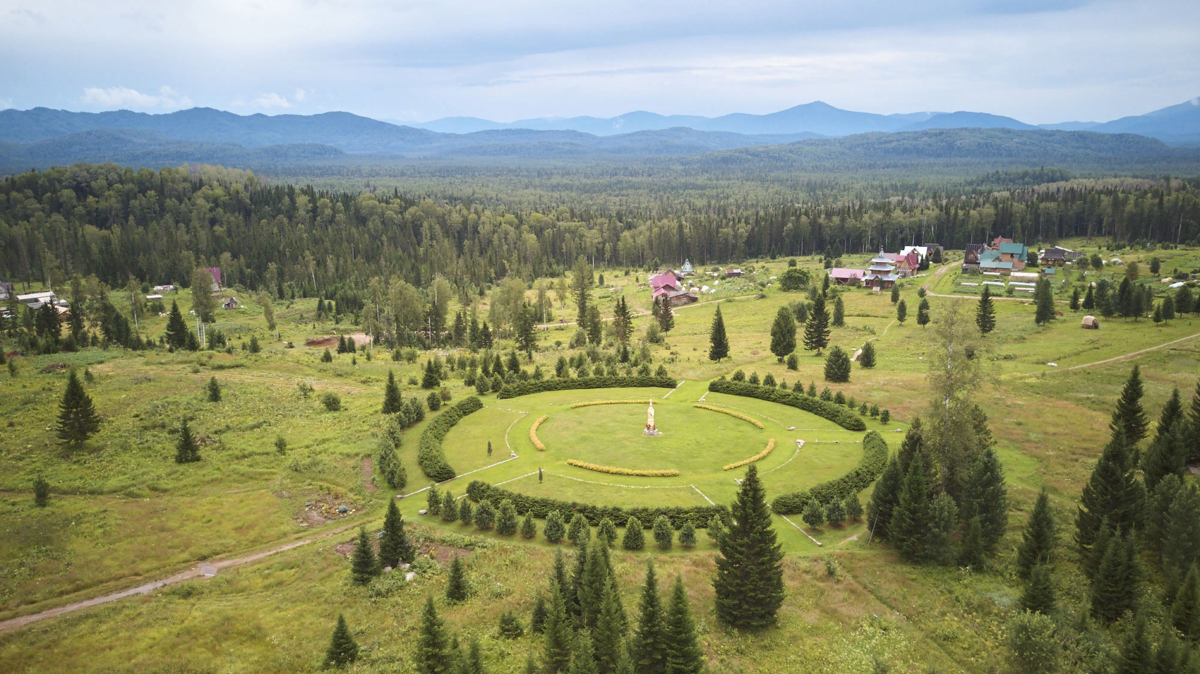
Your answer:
643;428;661;436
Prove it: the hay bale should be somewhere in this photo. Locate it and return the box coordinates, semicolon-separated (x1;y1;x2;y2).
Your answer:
1081;315;1100;330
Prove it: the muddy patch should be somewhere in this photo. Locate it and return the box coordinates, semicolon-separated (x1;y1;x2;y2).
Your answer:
361;457;378;492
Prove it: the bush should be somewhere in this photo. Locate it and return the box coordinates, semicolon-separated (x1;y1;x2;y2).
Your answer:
723;439;776;471
707;379;866;431
623;517;645;550
653;516;674;550
693;404;764;428
802;500;825;528
497;375;677;399
824;346;852;383
786;353;799;370
1006;611;1060;674
566;460;679;477
880;409;891;423
33;476;50;507
543;510;565;543
825;499;846;527
417;396;484;481
467;481;724;530
320;392;342;411
427;391;442;411
772;431;889;514
498;611;524;639
679;521;696;547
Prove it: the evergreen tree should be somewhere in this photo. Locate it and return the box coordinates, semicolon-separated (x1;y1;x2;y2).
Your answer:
1191;379;1200;464
321;348;333;363
769;306;796;361
832;295;845;328
1034;279;1055;325
623;517;644;550
1070;287;1080;311
598;517;617;547
801;499;825;529
803;293;831;353
713;465;785;627
1153;386;1185;445
416;596;454;674
496;499;519;536
379;500;415;568
593;579;627;674
33;475;50;507
1143;421;1188;495
544;510;566;543
960;447;1008;555
823;346;852;383
664;575;704;674
1074;427;1143;552
516;303;538;358
891;451;933;563
577;542;608;629
927;492;959;566
1115;615;1154;674
859;340;876;368
825;498;846;528
427;486;440;515
56;370;101;449
1173;564;1200;640
867;457;903;541
1016;488;1056;579
462;638;485;674
1082;285;1095;311
165;301;188;348
657;297;675;333
1090;531;1141;625
1005;610;1060;674
383;370;403;414
631;562;668;674
916;298;930;328
976;286;996;334
446;555;469;602
175;418;199;464
568;630;599;674
708;306;729;362
958;515;986;568
1020;564;1056;615
531;596;548;634
1146;474;1183;562
613;296;634;344
1163;486;1200;575
474;499;495;531
543;581;574;674
652;516;674;550
521;512;537;539
206;376;221;402
890;285;900;304
458;498;473;526
323;613;359;669
678;521;697;547
569;513;591;547
350;526;379;585
441;492;457;522
844;493;863;521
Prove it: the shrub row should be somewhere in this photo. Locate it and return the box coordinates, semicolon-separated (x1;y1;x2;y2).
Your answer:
693;403;764;428
466;480;725;529
707;379;867;431
529;415;548;450
417;396;484;481
497;375;677;399
771;431;889;514
723;438;775;471
568;399;651;409
565;460;680;477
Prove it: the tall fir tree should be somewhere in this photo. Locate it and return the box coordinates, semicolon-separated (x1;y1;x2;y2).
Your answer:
165;300;188;348
543;580;574;674
713;465;785;627
1173;564;1200;640
593;579;627;674
976;286;996;334
350;526;379;585
416;596;454;674
708;306;729;362
175;417;199;464
1019;564;1056;615
1034;279;1055;325
802;292;831;354
891;451;934;563
446;556;469;602
896;298;907;324
382;370;403;414
1074;425;1144;552
568;629;599;674
1146;474;1183;562
663;575;704;674
960;446;1008;555
1162;486;1200;575
1190;379;1200;463
379;499;415;568
823;346;852;383
858;340;877;368
1153;387;1185;445
1082;285;1095;311
613;296;634;344
866;456;903;541
56;370;101;449
1115;614;1154;674
631;561;667;674
656;297;675;333
769;306;796;361
1089;531;1142;625
916;297;930;327
832;295;845;328
1016;488;1057;579
323;613;359;669
1142;420;1188;494
1111;365;1149;449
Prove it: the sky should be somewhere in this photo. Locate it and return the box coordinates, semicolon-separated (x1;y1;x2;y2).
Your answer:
1;0;1198;124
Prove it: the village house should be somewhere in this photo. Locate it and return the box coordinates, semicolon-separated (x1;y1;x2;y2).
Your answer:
884;250;921;277
650;272;697;306
222;297;240;310
725;268;742;278
205;267;223;292
998;242;1028;270
1039;248;1067;266
962;244;986;272
862;250;899;289
0;280;13;301
828;268;864;286
978;250;1015;275
680;259;694;276
152;284;175;293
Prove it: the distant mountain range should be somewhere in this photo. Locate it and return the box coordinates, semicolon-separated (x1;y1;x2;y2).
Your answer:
0;97;1198;172
402;97;1200;145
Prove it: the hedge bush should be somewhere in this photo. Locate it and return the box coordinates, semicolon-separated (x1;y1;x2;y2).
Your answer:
723;438;775;471
417;396;484;481
771;431;889;514
466;480;725;529
693;404;764;428
497;375;677;399
707;379;867;431
529;415;548;451
565;460;679;477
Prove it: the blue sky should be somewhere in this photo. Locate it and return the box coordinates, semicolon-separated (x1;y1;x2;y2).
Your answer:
1;0;1197;124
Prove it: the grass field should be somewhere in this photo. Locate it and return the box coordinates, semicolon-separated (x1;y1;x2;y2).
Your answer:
2;238;1199;672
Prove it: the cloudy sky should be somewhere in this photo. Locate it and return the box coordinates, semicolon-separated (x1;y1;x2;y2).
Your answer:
1;0;1197;124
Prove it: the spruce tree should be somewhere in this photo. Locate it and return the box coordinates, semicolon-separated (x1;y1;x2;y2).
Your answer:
825;498;846;528
1115;614;1154;674
916;298;930;328
598;517;617;547
462;638;485;674
569;513;591;547
678;521;697;547
961;447;1008;555
891;451;934;563
496;499;519;536
165;301;188;348
844;493;864;521
803;293;831;353
1162;486;1200;575
544;510;566;543
1143;420;1188;494
1173;564;1200;640
458;499;473;527
350;526;379;585
1005;610;1060;674
713;465;785;627
859;340;876;368
1089;531;1141;625
976;286;996;334
1074;426;1143;552
890;284;900;304
531;596;549;634
1082;285;1095;311
568;629;599;674
206;376;221;402
652;516;674;550
708;306;729;362
1019;564;1056;615
769;306;796;361
416;596;454;674
383;370;403;414
823;346;851;383
896;299;907;324
427;486;440;515
379;500;415;568
441;492;457;522
866;457;903;541
623;517;644;550
175;418;199;464
927;493;959;566
664;575;704;674
33;475;50;507
657;297;675;333
1191;379;1200;464
1016;488;1056;579
542;581;574;674
1111;365;1149;448
593;579;627;674
521;512;537;539
1146;474;1183;562
832;295;845;328
577;542;607;629
1034;279;1055;325
323;613;359;668
613;296;634;344
801;499;825;529
446;555;469;602
56;370;101;449
958;516;986;568
1070;287;1080;311
631;562;667;674
474;499;495;531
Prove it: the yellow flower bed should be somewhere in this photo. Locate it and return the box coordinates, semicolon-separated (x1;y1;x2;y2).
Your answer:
529;415;548;450
566;459;679;477
569;399;652;409
723;439;776;471
693;404;764;428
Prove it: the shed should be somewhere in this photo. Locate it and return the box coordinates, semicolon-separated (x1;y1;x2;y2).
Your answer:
1081;315;1100;329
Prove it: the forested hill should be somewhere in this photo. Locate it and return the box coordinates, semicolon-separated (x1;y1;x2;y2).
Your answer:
1;164;1197;298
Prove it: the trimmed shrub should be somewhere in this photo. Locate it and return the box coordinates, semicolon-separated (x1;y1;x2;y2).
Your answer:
693;404;764;428
653;515;674;550
723;439;776;471
467;480;725;530
623;517;645;550
772;431;889;515
568;399;651;409
497;375;676;399
529;415;548;450
417;396;484;481
707;379;866;431
566;460;679;477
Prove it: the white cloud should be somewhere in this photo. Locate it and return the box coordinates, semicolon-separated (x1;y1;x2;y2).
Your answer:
293;88;310;102
252;92;292;109
81;85;192;110
0;97;12;110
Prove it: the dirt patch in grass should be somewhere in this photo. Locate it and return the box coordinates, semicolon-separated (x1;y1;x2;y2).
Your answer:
361;457;378;492
294;494;360;527
39;362;68;374
305;332;371;348
333;539;471;564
